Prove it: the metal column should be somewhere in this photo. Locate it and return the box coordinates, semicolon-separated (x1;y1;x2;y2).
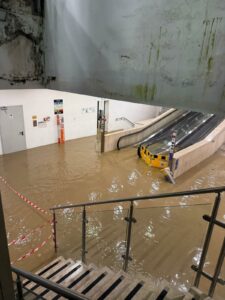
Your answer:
81;206;87;263
123;202;136;272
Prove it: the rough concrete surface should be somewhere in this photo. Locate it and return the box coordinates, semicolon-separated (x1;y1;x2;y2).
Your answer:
0;0;44;88
45;0;225;114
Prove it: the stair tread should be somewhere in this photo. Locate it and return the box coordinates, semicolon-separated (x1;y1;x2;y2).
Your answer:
90;270;129;300
45;264;96;300
77;266;114;294
23;256;65;286
116;279;144;300
127;279;158;300
164;288;186;300
84;269;117;299
25;259;72;291
105;277;132;300
148;280;170;300
71;266;103;292
32;259;76;295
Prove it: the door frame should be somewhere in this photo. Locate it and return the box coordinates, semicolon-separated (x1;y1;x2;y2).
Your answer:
0;105;27;154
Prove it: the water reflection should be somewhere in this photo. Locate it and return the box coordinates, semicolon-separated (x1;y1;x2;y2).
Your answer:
128;169;141;186
161;207;171;221
144;222;155;239
86;217;102;238
108;177;124;193
150;180;160;193
113;205;123;220
192;247;202;266
88;191;102;202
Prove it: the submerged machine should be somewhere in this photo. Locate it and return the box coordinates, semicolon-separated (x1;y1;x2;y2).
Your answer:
137;111;223;169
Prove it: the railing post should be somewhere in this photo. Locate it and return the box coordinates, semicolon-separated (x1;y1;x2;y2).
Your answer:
208;237;225;297
123;201;136;272
52;210;57;253
194;192;221;287
82;206;87;263
16;274;24;300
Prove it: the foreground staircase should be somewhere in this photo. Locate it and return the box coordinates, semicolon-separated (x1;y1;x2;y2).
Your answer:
22;256;214;300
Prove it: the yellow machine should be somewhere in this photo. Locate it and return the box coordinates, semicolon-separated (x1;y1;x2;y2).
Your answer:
138;145;169;169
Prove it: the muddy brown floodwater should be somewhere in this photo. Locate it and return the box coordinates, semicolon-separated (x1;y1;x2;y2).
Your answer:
0;136;224;299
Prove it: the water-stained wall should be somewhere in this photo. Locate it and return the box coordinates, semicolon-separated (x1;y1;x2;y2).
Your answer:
0;0;44;88
45;0;225;114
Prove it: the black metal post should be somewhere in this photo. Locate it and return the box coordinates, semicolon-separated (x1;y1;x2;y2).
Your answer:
16;275;23;300
52;211;57;252
82;206;87;263
194;192;221;287
123;202;136;272
208;237;225;297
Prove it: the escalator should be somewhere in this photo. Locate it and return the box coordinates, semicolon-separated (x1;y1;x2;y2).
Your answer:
137;111;224;168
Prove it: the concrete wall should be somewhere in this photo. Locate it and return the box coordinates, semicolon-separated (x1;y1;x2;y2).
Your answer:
0;89;98;154
173;119;225;178
45;0;225;114
0;89;157;154
106;100;161;132
0;0;44;89
104;108;180;152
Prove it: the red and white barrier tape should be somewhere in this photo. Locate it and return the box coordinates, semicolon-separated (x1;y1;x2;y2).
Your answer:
0;176;50;216
8;223;50;247
11;234;52;265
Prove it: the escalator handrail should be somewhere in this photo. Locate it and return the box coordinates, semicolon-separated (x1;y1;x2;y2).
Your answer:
117;109;178;150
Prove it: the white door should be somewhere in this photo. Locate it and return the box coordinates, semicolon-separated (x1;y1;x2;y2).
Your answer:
0;106;26;154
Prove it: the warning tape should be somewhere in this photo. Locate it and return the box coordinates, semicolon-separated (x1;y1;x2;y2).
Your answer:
8;223;50;247
0;176;50;216
11;234;52;265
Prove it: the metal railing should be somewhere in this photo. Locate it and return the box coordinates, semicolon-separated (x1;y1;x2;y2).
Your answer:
12;266;88;300
50;186;225;297
115;117;136;128
116;109;182;150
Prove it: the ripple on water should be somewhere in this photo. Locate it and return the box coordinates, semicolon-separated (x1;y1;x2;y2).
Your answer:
144;222;155;239
150;180;160;193
108;177;124;193
127;169;141;186
86;217;102;238
113;205;124;220
88;191;102;202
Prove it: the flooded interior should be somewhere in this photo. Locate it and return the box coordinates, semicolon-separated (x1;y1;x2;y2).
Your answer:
0;136;225;299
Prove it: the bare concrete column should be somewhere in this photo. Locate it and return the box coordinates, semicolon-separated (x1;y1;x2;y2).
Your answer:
0;192;15;300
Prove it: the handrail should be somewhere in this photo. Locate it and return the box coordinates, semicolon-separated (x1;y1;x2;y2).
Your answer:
48;186;225;293
12;266;89;300
115;117;135;127
50;186;225;211
117;109;177;150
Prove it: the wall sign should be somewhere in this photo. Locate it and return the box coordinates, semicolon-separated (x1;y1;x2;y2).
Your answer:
54;99;63;114
32;115;37;127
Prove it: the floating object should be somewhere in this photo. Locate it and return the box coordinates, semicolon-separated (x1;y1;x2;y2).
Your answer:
138;145;169;169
